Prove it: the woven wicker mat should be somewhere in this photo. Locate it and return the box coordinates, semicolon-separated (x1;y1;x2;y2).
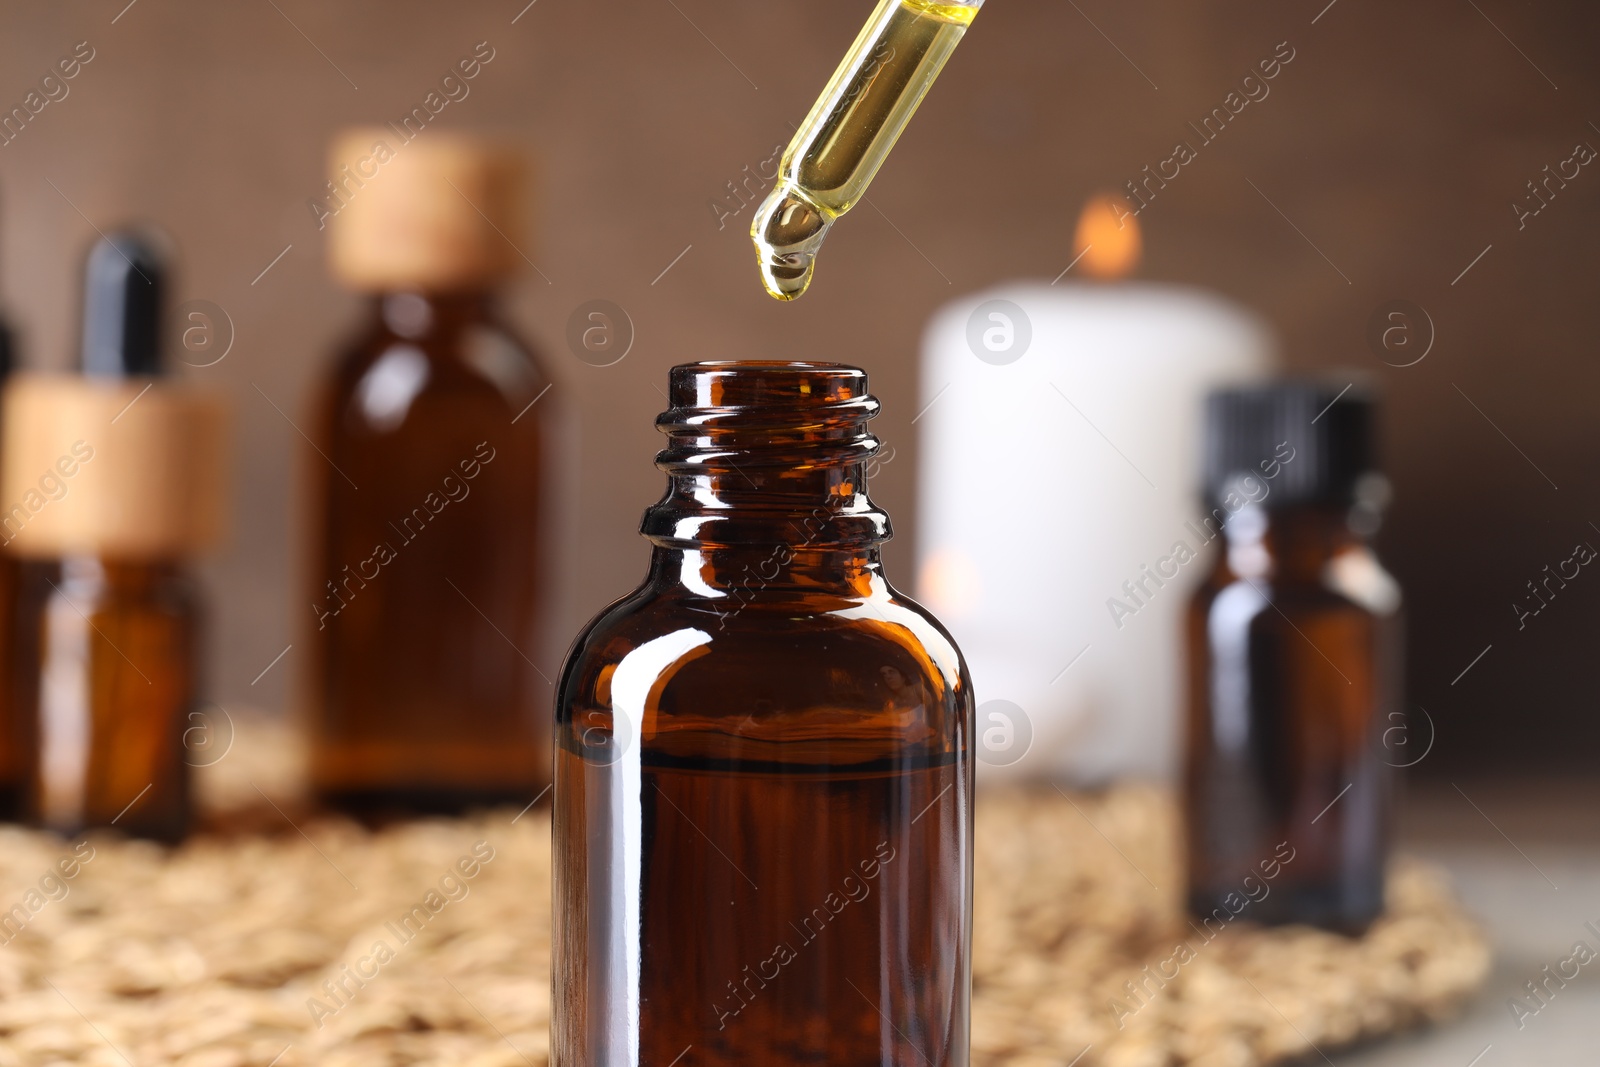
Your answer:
0;718;1488;1067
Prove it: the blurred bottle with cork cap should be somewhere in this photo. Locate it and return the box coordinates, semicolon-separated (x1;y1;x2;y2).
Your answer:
1;229;229;841
305;128;554;818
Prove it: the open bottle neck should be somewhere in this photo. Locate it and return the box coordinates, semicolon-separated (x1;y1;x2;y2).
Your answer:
640;363;893;584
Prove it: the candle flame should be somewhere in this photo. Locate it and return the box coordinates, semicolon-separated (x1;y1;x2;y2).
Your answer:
918;549;981;618
1073;194;1142;280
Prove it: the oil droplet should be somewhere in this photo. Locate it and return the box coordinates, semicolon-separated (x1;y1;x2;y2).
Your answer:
751;184;835;301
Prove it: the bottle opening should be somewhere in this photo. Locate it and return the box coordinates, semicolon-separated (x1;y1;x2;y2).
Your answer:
644;361;890;548
666;360;867;409
657;361;881;465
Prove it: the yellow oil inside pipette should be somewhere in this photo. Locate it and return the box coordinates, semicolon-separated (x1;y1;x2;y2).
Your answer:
751;0;981;300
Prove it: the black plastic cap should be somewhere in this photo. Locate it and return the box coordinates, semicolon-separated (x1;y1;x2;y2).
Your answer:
81;231;165;378
1203;379;1377;509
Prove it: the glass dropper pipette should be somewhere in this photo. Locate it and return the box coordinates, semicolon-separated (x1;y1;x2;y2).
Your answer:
750;0;982;301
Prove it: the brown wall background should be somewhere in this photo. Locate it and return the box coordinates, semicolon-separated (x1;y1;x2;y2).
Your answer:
1;0;1596;775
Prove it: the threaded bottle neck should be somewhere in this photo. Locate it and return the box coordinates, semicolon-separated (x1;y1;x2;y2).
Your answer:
641;362;891;550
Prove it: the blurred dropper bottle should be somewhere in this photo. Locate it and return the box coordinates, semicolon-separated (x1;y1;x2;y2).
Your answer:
307;130;552;816
1183;381;1400;932
0;231;228;841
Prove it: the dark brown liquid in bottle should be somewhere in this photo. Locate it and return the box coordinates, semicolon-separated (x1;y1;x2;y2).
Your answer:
307;290;550;815
29;558;197;841
553;363;973;1067
1184;506;1399;933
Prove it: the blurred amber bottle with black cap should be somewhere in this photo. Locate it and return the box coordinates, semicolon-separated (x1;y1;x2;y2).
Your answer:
1184;380;1400;933
0;231;228;841
306;129;552;816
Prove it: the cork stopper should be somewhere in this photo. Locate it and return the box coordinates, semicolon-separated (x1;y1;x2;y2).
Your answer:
0;374;228;559
327;128;527;292
0;231;228;559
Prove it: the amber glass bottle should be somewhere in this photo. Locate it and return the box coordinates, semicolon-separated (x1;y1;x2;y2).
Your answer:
553;362;974;1067
0;310;22;819
34;558;198;840
1184;382;1400;933
6;233;212;842
307;131;550;814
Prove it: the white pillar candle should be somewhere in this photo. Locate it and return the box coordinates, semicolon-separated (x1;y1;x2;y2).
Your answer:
915;280;1272;783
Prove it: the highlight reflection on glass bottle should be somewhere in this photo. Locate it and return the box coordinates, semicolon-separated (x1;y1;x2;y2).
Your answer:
553;362;974;1066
